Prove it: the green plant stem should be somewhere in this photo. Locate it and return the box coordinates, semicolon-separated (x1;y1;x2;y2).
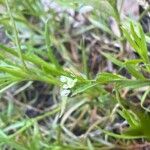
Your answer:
81;38;88;78
5;0;27;70
113;0;126;53
45;19;60;68
9;105;61;138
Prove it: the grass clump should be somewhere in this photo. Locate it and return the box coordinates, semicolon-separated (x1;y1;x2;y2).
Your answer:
0;0;150;149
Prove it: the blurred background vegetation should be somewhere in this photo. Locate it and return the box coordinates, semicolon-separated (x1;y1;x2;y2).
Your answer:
0;0;150;149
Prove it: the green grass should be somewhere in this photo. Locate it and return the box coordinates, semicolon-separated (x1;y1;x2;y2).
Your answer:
0;0;150;149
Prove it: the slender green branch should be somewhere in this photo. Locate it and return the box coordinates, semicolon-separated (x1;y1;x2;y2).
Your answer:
5;0;27;70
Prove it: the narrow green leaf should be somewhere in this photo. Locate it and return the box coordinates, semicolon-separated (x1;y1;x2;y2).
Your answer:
45;19;60;68
5;0;27;69
117;79;150;89
96;72;124;83
125;63;145;79
89;18;112;35
138;23;149;63
102;52;124;67
72;82;97;96
0;66;27;78
122;26;139;51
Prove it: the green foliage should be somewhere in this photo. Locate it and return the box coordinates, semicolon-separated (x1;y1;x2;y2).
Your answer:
1;0;150;149
122;22;149;64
